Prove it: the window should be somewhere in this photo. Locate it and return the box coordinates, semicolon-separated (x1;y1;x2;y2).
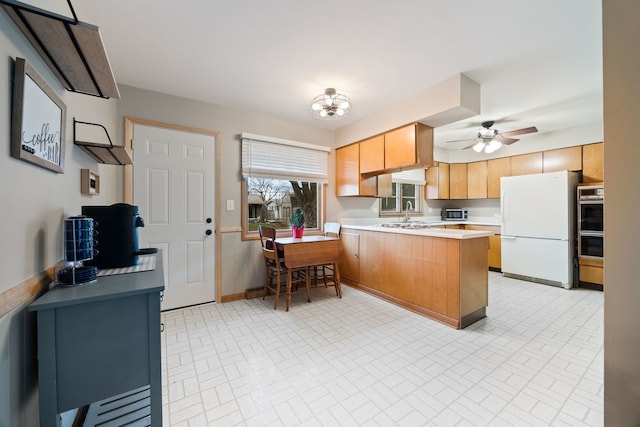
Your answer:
241;133;329;239
244;177;320;232
380;183;421;215
379;168;425;216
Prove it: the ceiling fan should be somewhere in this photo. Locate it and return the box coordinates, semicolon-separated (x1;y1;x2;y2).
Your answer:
446;121;538;153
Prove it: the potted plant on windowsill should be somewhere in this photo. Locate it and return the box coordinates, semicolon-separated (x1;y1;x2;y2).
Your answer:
290;208;305;238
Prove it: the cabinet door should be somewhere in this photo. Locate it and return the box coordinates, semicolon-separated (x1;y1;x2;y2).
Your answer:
384;124;416;169
340;232;360;282
510;152;543;176
467;161;487;199
582;142;604;183
487;157;510;199
543;146;582;172
335;144;376;197
449;163;468;199
359;135;385;173
359;231;384;292
426;162;450;199
465;225;501;270
336;144;359;196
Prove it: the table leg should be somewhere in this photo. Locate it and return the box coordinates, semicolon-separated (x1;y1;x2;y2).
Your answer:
335;263;342;298
286;269;292;311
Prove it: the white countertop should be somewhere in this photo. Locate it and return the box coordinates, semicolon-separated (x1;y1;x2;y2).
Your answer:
341;224;495;239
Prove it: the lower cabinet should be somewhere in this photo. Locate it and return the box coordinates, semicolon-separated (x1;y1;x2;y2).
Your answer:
579;257;604;287
344;229;489;329
340;231;360;282
464;225;501;271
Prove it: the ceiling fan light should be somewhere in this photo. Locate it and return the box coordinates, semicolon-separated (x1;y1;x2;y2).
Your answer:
473;142;485;153
485;140;502;153
311;102;323;111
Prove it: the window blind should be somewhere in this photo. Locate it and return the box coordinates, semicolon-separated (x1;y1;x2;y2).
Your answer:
241;133;330;183
391;168;426;185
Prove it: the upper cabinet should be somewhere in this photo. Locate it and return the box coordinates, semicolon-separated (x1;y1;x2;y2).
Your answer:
582;142;604;183
336;122;434;197
426;162;450;199
510;152;543;176
467;161;488;199
384;123;434;171
487;157;511;198
359;135;385;174
336;144;377;197
449;163;468;199
543;146;582;172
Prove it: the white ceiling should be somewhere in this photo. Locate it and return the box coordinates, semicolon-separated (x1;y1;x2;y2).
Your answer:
80;0;602;148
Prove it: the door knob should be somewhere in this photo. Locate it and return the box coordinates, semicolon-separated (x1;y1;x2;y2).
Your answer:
206;229;212;236
206;218;212;223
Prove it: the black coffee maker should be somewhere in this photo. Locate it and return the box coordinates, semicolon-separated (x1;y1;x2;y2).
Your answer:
82;203;155;269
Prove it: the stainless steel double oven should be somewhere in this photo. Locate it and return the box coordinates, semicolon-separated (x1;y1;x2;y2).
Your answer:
578;185;604;259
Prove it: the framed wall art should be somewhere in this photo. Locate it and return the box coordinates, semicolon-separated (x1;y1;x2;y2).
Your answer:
11;57;66;173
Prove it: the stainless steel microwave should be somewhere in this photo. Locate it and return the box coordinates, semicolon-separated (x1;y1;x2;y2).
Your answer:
441;208;468;221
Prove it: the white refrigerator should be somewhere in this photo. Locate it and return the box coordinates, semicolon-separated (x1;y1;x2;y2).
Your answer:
500;170;579;288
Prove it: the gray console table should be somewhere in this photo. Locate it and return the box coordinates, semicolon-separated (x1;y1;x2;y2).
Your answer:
28;254;165;427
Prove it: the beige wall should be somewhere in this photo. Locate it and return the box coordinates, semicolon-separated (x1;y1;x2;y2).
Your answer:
0;11;120;426
603;0;640;425
114;85;335;297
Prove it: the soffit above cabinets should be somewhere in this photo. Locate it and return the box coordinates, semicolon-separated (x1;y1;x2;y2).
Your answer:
1;0;120;99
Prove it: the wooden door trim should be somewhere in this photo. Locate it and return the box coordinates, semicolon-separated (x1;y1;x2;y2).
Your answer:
124;117;222;304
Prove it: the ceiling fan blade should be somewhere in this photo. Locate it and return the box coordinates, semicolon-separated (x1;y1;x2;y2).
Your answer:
495;135;519;145
500;126;538;138
445;138;476;144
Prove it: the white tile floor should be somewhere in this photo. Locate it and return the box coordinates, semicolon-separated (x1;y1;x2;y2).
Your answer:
160;273;603;427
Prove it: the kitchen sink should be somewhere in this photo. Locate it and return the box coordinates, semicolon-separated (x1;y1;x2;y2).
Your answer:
376;222;433;229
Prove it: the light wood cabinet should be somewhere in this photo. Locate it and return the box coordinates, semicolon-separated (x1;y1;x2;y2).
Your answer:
345;229;489;329
510;152;543;176
487;157;511;199
425;162;450;199
384;123;433;170
579;257;604;286
467;161;487;199
449;163;468;199
335;144;377;197
340;232;360;282
358;230;385;292
543;146;582;172
359;135;385;173
582;142;604;183
465;225;501;270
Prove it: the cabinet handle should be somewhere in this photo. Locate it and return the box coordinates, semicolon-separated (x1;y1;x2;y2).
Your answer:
354;254;359;258
160;323;165;333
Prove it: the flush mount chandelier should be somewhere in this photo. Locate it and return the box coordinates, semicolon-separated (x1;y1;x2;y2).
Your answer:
310;88;351;119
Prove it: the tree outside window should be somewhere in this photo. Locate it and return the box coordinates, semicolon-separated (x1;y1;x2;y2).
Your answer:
246;177;318;231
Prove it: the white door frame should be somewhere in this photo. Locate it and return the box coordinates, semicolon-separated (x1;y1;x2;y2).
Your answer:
124;117;222;304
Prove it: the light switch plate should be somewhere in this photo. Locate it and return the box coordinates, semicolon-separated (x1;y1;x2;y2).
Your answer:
226;199;234;211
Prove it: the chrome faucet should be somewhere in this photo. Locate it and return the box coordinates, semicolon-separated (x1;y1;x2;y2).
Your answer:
404;201;413;223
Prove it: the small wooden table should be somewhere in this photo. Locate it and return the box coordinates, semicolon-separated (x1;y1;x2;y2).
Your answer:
275;236;343;310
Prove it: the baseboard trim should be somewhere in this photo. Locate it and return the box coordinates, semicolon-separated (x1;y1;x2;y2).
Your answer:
221;292;246;303
0;266;55;318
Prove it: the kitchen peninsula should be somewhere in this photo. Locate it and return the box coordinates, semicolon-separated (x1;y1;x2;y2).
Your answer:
340;224;493;329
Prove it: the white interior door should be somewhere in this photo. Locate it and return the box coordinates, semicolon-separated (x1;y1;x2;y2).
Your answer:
133;124;215;310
